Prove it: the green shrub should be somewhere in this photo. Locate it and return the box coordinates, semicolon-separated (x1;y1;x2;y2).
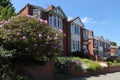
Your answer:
71;57;103;71
55;57;70;74
0;48;31;80
116;58;120;63
0;15;63;60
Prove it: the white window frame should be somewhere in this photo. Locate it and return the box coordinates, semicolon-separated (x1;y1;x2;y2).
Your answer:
33;9;41;18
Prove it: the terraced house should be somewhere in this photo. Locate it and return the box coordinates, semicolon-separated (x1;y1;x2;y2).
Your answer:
18;3;112;60
67;17;89;54
18;3;68;55
88;30;111;60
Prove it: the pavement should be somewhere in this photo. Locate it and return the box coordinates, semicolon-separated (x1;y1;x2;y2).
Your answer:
66;71;120;80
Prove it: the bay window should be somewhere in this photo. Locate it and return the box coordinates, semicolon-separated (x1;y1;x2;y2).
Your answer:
49;14;63;29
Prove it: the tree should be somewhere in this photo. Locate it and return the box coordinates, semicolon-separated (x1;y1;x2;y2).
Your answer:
0;0;16;20
111;41;117;46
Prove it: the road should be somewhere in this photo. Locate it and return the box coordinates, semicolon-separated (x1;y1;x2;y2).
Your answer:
67;72;120;80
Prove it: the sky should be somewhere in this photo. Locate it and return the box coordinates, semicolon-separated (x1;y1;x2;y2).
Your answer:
11;0;120;45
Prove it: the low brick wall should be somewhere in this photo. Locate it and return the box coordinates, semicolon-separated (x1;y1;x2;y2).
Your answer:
15;62;54;80
109;65;120;72
69;62;120;77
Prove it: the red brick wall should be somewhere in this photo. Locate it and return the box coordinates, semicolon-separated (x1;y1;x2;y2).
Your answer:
67;22;71;54
17;62;55;80
69;62;120;77
88;39;94;55
109;66;120;72
110;48;116;56
19;6;28;15
63;18;68;56
80;27;84;49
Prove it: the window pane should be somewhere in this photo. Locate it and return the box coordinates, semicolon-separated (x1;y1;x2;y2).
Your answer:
33;9;40;18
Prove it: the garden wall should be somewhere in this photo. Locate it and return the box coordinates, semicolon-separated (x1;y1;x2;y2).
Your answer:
109;65;120;72
69;62;120;77
15;62;55;80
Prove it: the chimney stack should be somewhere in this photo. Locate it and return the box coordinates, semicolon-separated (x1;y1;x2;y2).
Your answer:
47;5;55;11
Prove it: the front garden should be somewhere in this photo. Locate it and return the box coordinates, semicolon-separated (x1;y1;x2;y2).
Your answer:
0;15;63;80
55;57;105;75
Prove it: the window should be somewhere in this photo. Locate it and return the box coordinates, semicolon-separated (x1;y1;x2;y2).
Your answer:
71;24;80;35
33;9;41;18
71;24;74;34
54;15;56;26
72;40;80;52
94;40;97;47
57;16;59;27
49;15;52;26
72;41;75;50
78;41;80;51
49;14;62;29
75;26;77;34
59;19;62;29
84;30;88;40
100;41;102;47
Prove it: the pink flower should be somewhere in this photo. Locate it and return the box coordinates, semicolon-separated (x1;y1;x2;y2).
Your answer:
16;32;20;35
44;20;48;24
26;15;35;18
54;36;58;40
47;35;50;39
26;15;31;17
38;33;42;37
56;34;59;37
4;21;8;24
59;29;63;33
39;19;44;22
22;36;26;39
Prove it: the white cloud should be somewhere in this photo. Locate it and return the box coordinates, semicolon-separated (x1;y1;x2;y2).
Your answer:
81;16;106;25
81;17;93;23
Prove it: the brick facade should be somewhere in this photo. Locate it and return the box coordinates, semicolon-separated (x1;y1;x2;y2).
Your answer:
18;3;68;55
18;3;113;59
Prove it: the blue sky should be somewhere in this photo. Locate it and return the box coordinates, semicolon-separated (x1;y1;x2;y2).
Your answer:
11;0;120;45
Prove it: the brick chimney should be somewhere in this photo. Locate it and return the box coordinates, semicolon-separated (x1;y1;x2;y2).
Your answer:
88;30;94;36
47;5;55;11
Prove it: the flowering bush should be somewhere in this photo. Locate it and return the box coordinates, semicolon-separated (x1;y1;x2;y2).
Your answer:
0;15;63;60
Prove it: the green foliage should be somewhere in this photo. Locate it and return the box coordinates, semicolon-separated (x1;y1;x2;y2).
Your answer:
0;48;16;58
116;58;120;63
0;64;31;80
0;48;31;80
57;57;70;64
0;0;16;20
111;41;117;46
0;15;63;61
109;61;120;66
55;57;70;75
